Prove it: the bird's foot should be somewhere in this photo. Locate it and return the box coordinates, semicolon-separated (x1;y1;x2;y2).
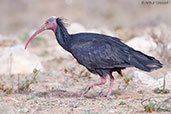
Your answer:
82;77;106;97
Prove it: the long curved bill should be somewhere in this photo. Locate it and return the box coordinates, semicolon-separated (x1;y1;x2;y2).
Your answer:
25;25;46;49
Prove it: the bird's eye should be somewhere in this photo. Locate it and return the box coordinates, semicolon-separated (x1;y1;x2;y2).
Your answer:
45;21;49;24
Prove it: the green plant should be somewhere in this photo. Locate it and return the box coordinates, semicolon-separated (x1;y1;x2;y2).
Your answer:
123;76;131;85
144;102;156;113
154;88;170;94
119;101;126;105
142;97;171;113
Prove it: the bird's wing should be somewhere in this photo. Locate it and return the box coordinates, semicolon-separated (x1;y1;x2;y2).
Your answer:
69;36;131;69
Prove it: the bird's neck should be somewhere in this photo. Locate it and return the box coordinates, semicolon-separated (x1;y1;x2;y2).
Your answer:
55;20;70;51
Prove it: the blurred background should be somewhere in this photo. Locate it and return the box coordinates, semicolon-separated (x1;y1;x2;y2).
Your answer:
0;0;171;34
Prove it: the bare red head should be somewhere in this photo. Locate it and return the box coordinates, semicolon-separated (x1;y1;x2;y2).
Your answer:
25;16;57;49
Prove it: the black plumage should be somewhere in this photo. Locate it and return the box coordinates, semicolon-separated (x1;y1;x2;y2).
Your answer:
55;18;162;77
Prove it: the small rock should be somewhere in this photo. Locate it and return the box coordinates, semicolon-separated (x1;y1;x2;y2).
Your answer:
126;35;157;56
133;71;171;89
132;71;159;88
0;45;43;74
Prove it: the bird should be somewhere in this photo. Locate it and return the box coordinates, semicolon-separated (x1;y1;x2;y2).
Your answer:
25;16;163;98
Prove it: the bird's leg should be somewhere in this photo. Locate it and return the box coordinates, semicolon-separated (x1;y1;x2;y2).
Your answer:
84;76;106;94
107;73;114;99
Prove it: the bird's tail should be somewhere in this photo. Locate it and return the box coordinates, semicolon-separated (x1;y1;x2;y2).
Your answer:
129;50;163;72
